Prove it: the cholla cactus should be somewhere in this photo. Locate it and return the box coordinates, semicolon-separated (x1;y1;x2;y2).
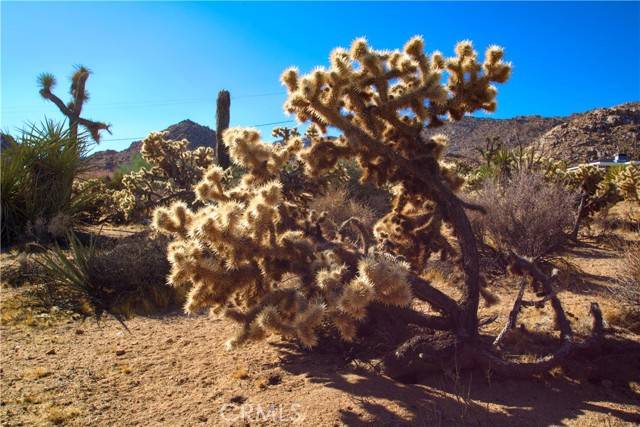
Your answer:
615;165;640;201
154;128;411;348
565;164;640;239
272;126;300;143
72;178;117;222
113;132;215;220
154;36;510;349
153;37;602;379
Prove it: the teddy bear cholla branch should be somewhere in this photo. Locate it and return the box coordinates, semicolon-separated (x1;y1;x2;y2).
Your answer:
281;36;511;338
283;36;603;378
112;131;215;220
153;128;413;349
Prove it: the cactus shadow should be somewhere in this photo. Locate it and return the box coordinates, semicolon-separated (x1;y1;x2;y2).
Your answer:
272;334;640;426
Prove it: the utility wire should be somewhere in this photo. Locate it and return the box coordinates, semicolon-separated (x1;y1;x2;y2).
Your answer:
1;91;286;112
99;119;296;143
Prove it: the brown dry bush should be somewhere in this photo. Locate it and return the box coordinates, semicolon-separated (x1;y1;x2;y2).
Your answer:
2;252;46;288
86;234;181;317
471;171;578;258
309;185;377;241
609;242;640;332
38;233;182;319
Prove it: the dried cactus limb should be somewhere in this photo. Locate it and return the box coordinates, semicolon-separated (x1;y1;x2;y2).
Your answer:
337;217;373;253
474;255;604;378
492;278;527;349
384;252;604;380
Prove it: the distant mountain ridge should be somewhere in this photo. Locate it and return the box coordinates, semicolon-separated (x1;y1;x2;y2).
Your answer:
88;119;216;175
88;102;640;175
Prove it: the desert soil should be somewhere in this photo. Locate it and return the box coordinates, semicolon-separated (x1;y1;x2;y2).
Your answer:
1;232;639;426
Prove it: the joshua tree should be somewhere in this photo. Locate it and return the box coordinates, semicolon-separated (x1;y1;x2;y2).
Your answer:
37;66;111;143
216;90;231;168
154;36;604;380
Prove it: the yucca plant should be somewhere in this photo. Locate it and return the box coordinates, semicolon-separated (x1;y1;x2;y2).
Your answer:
1;120;96;244
35;232;103;317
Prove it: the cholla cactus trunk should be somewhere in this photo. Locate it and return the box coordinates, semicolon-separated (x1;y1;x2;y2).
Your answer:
216;90;231;169
154;36;604;380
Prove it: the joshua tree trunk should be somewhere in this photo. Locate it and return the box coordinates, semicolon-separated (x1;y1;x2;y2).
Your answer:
216;90;231;169
69;115;79;143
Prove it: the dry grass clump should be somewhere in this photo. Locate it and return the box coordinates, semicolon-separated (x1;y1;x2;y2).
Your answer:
309;185;377;241
609;242;640;332
471;171;578;258
86;234;181;317
22;367;52;380
43;404;81;425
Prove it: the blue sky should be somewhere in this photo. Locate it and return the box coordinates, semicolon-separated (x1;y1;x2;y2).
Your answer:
2;1;639;152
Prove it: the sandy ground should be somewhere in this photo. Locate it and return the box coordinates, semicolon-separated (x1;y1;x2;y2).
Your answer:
1;234;640;426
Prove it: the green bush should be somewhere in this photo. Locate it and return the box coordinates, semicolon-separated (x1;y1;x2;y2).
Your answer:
1;121;94;245
109;152;151;188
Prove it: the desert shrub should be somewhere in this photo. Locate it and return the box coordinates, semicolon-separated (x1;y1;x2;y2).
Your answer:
608;242;640;332
309;185;377;241
37;232;179;320
618;242;640;305
110;152;151;186
2;252;46;288
465;140;567;190
472;171;578;258
0;121;95;245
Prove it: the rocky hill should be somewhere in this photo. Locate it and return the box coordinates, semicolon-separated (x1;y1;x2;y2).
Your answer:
88;119;216;175
88;102;639;175
422;115;564;162
536;102;640;164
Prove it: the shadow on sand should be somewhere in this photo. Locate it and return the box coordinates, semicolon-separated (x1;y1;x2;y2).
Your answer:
272;334;640;426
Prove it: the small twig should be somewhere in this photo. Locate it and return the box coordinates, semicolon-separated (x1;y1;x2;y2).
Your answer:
337;217;372;254
492;278;527;349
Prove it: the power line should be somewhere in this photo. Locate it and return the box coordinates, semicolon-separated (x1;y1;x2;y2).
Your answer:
99;119;295;143
1;91;286;113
